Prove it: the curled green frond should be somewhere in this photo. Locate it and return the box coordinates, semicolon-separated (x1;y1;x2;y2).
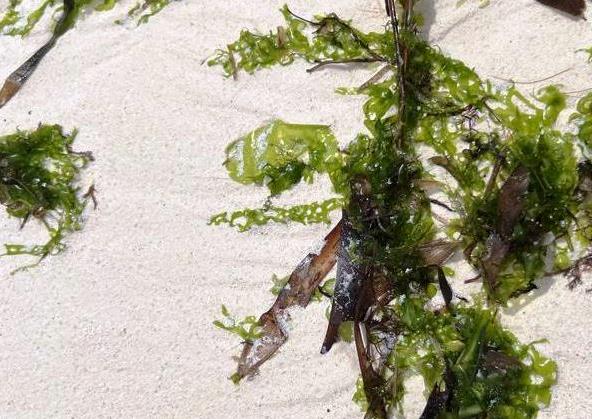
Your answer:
578;46;592;63
123;0;171;25
571;92;592;149
0;124;93;269
0;0;20;32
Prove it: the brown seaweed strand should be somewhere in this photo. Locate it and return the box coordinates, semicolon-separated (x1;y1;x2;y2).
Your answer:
0;0;74;109
236;221;342;379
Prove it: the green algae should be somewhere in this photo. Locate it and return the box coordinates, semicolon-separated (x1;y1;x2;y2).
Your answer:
207;120;346;231
0;124;93;271
388;297;556;417
209;197;343;232
221;120;346;196
207;2;589;417
208;5;393;79
213;304;262;343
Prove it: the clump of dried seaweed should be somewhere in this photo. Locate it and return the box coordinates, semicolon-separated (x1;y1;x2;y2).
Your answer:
208;1;592;417
0;124;94;272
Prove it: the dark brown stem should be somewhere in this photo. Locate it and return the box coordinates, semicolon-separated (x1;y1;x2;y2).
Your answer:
284;5;318;25
354;321;387;419
491;67;572;85
83;184;98;210
483;154;504;199
385;0;413;150
464;273;482;284
429;198;455;212
334;19;384;61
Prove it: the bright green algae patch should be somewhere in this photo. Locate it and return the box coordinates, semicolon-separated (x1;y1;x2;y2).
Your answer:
0;124;93;269
0;0;171;35
222;120;346;196
208;120;346;231
208;5;394;78
388;296;556;417
209;197;343;232
206;3;589;418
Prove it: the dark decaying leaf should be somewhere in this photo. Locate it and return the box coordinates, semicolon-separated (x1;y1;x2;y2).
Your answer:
0;0;75;109
354;308;387;419
321;212;365;354
322;175;385;354
483;350;521;373
419;364;455;419
481;233;511;292
419;239;459;266
496;166;530;240
235;221;342;379
482;166;529;292
437;267;453;308
535;0;586;17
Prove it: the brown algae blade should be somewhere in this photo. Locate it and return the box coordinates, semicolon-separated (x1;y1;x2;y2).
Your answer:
236;221;341;380
0;38;56;109
0;0;74;109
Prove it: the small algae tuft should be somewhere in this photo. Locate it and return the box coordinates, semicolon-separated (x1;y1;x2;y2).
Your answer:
0;124;94;272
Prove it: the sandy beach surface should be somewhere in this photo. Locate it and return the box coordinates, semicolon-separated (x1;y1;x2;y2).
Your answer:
0;0;591;417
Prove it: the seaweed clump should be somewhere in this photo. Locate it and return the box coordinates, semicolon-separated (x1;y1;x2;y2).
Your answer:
203;1;592;417
0;124;93;271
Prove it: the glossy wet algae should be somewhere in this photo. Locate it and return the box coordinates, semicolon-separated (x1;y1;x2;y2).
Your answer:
204;3;592;418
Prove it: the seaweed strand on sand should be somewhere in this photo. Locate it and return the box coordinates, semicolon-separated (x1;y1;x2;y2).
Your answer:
0;124;94;272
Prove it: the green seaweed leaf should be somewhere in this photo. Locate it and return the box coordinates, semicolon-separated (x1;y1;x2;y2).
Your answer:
209;197;342;232
223;120;345;196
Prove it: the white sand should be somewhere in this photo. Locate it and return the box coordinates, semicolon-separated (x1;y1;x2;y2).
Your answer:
0;0;590;417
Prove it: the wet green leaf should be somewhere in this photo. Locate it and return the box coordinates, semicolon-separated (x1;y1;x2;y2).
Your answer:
223;120;345;196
